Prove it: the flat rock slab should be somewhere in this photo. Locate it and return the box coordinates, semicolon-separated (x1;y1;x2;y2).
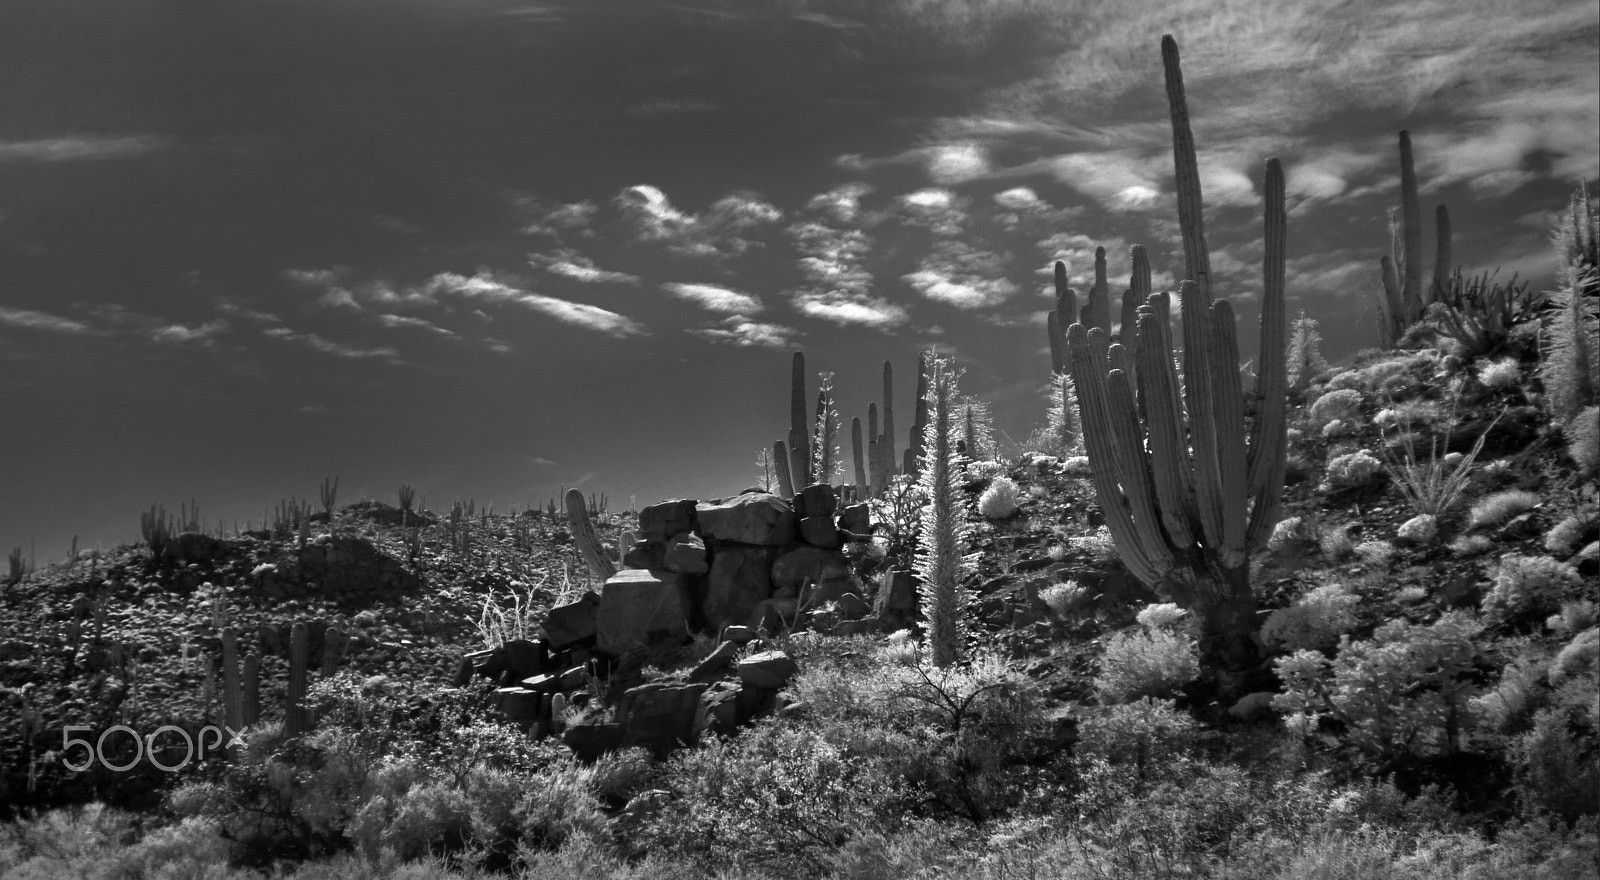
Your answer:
737;650;798;689
597;569;691;656
639;499;698;542
542;592;600;650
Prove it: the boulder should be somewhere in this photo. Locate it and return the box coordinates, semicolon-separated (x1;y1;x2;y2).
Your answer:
836;592;872;620
747;598;799;634
838;503;871;539
875;569;919;629
664;532;709;575
623;540;666;570
696;493;797;546
831;618;882;637
495;688;545;722
689;640;739;684
639;499;698;542
705;546;775;632
737;650;798;689
542;592;600;650
617;682;709;757
596;570;691;656
563;722;626;763
799;516;841;549
499;638;550;680
720;625;756;644
795;484;838;519
771;546;854;603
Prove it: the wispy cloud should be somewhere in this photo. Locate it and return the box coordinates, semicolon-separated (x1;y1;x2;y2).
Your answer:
263;327;401;362
529;249;641;284
376;314;459;338
790;289;909;330
692;315;797;348
0;307;94;334
615;186;782;259
149;320;229;347
0;135;166;162
662;282;762;314
514;197;598;239
426;270;645;338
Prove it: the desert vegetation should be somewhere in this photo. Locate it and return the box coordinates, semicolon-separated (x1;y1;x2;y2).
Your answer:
1;34;1597;880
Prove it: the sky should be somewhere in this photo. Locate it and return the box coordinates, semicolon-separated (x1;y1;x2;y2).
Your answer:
1;0;1596;563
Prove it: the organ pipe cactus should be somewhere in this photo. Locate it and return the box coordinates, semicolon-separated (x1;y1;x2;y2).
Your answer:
221;627;243;738
881;360;897;488
566;488;616;583
1163;34;1213;301
1065;36;1288;699
1379;131;1451;345
774;440;795;498
851;417;868;497
789;352;812;490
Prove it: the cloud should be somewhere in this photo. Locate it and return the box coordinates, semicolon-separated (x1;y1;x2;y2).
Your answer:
662;282;763;314
903;239;1018;309
149;320;229;346
0;135;166;162
691;315;797;348
0;307;94;334
263;327;401;361
529;249;641;284
514;197;598;238
425;270;645;338
285;267;347;287
214;300;283;326
993;187;1043;210
893;188;969;236
806;183;874;225
926;142;992;184
524;455;557;467
789;289;909;330
376;314;459;338
317;288;362;310
788;222;875;297
615;186;782;259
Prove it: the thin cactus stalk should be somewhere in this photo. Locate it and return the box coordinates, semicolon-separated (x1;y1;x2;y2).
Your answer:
789;352;812;488
867;403;881;492
320;476;339;523
321;626;344;677
908;352;931;475
1162;34;1213;300
1087;246;1113;332
287;622;310;736
1047;310;1066;375
851;417;867;497
1063;43;1287;699
618;529;636;568
881;361;897;485
914;353;970;668
221;627;243;738
566;489;617;583
774;440;795;498
242;653;260;727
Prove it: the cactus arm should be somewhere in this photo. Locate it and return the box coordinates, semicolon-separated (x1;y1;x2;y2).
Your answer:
287;622;308;737
1380;254;1404;344
566;489;617;582
1178;281;1227;549
1245;158;1289;551
1047;310;1066;374
242;653;260;727
1134;310;1200;550
851;417;867;496
1089;247;1113;332
1207;300;1249;567
221;627;243;736
1067;324;1176;587
1162;34;1213;301
1054;263;1077;331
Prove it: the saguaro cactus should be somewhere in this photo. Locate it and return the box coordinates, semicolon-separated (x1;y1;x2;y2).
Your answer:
880;360;897;487
242;652;260;727
566;489;617;583
789;352;812;489
1064;36;1288;699
221;627;243;737
1163;34;1213;301
774;440;795;498
287;622;310;736
851;417;868;497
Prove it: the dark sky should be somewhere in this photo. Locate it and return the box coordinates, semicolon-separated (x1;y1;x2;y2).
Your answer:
2;0;1596;561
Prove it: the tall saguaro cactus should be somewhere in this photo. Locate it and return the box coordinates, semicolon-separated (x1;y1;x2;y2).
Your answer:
287;622;310;736
789;352;812;489
880;360;897;487
1162;34;1213;301
1065;36;1288;699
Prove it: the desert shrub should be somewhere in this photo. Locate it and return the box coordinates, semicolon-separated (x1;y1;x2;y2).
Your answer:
1308;389;1365;428
964;459;1005;482
1397;514;1438;543
1268;515;1319;555
1075;697;1199;770
589;748;656;808
1322;418;1355;438
977;476;1020;519
510;759;610;851
1471;646;1551;734
1095;627;1200;703
639;723;909;873
1514;708;1600;825
1135;602;1187;630
1451;534;1494;556
1548;600;1600;636
1483;554;1583;621
1354;539;1396;567
1468;489;1540;529
1039;580;1088;618
1373;400;1445;428
1061;454;1093;476
1568;406;1600;472
1322;450;1383;490
1545;509;1598;557
1477;356;1522;389
1069;526;1118;562
1549;628;1599;686
1261;584;1361;653
1273;612;1481;766
1320;523;1356;561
